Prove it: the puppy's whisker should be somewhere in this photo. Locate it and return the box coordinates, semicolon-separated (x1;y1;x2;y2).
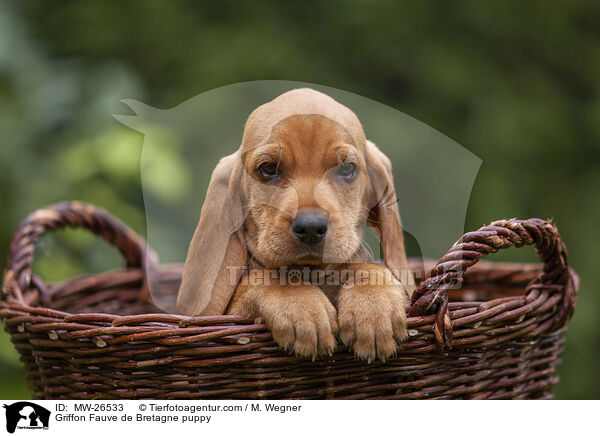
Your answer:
379;196;400;209
361;240;375;259
352;242;374;262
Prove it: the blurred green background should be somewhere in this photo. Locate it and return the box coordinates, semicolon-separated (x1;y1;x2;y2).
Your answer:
1;0;599;399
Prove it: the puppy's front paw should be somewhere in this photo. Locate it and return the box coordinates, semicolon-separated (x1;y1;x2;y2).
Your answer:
337;267;408;363
260;285;338;360
229;279;339;360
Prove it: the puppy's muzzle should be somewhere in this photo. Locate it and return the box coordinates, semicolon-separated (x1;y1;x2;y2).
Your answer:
292;209;328;245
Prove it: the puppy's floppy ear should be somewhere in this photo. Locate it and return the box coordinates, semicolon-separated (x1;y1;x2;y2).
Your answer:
177;151;248;315
365;140;410;289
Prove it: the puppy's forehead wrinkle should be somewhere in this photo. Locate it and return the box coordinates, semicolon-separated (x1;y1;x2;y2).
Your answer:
242;89;367;154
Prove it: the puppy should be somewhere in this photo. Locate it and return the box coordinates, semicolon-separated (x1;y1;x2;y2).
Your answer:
177;88;412;362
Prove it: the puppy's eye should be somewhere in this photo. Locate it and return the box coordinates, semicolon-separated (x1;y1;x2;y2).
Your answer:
257;161;280;180
337;162;357;180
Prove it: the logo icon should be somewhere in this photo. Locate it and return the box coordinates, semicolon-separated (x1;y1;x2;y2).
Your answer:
2;402;50;433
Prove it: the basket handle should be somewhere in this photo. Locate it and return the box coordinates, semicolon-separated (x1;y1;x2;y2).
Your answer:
4;201;156;304
408;218;578;352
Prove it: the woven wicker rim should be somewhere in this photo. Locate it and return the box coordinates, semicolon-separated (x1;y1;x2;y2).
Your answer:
2;201;579;354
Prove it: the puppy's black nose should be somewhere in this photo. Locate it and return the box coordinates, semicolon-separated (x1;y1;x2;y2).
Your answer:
292;210;328;245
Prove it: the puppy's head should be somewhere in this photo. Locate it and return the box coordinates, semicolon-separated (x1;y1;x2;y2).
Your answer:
178;88;407;315
241;113;368;267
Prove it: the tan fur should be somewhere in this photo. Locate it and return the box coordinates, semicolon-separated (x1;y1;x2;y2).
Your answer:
336;263;409;362
178;88;411;361
228;270;338;360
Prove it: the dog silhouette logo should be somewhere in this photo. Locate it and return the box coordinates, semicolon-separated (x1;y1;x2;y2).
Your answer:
115;81;481;313
2;402;50;433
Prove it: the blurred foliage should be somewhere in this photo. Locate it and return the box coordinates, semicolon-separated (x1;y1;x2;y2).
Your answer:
1;0;599;399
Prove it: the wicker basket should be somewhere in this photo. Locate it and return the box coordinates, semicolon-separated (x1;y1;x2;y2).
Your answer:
1;202;579;399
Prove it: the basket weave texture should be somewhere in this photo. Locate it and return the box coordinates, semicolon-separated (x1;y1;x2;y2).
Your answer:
1;202;579;399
